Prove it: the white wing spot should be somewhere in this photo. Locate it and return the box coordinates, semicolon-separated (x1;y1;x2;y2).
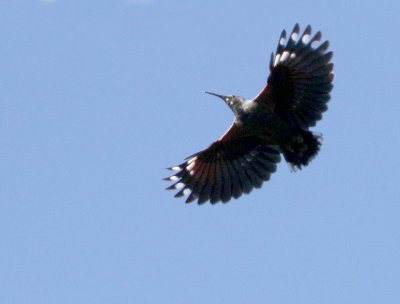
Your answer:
188;157;197;164
280;51;289;62
301;34;310;44
170;176;179;181
189;170;195;176
279;37;286;45
274;54;281;66
311;40;319;49
291;32;299;41
171;166;181;171
183;189;191;196
290;52;296;59
175;182;185;189
186;162;195;171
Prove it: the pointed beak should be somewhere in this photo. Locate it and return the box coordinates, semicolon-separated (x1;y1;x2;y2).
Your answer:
205;91;228;101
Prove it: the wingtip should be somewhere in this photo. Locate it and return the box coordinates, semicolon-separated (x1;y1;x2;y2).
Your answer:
185;193;197;203
269;52;274;70
279;29;286;43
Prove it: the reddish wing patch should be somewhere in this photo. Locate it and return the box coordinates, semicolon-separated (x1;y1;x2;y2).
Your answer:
164;137;281;204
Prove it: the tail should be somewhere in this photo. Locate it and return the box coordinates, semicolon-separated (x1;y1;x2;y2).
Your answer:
282;129;322;171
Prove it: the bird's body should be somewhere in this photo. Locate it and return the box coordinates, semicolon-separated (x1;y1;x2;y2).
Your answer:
219;102;290;149
165;24;334;204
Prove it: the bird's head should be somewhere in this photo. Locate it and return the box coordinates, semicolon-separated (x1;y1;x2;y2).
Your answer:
205;91;246;115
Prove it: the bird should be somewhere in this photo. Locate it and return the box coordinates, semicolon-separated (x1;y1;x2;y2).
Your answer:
164;24;334;204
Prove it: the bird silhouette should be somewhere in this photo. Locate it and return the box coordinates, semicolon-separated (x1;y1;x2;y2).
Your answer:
164;24;334;204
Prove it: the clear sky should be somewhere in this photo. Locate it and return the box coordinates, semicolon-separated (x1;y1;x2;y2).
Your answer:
1;0;399;303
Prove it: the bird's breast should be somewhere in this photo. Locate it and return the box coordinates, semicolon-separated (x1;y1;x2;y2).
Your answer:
237;110;288;138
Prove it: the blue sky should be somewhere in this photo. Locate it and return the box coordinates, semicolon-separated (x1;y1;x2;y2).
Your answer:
1;0;399;303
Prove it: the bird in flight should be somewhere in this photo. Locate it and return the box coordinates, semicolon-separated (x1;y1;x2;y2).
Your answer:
164;24;334;204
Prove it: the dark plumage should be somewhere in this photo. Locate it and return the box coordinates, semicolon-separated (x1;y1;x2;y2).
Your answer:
165;24;334;204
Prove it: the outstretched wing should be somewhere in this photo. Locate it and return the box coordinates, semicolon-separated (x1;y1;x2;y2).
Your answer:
254;24;334;128
164;136;281;205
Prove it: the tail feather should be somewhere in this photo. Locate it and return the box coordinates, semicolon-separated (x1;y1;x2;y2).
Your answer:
283;129;321;171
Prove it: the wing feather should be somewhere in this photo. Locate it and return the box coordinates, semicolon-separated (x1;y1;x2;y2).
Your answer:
165;136;281;204
254;24;334;128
